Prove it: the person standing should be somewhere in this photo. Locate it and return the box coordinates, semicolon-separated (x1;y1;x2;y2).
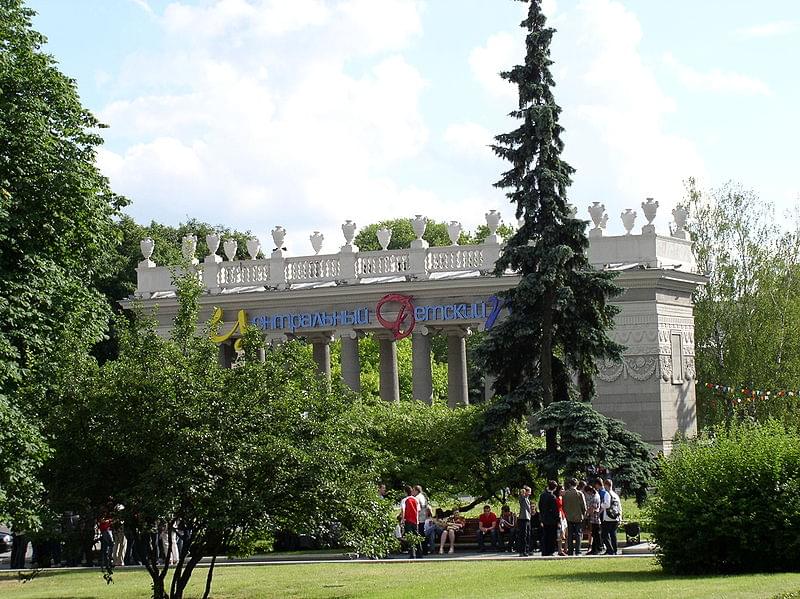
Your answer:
602;479;622;555
10;528;28;569
538;481;559;556
593;477;609;554
562;478;587;555
413;485;428;554
399;485;420;559
517;486;532;557
98;511;114;569
584;484;602;554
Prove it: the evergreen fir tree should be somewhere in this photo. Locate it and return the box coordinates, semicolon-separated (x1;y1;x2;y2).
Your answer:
477;0;624;471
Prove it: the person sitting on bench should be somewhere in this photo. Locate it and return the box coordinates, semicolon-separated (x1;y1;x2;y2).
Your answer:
498;505;516;551
477;505;499;552
439;509;465;554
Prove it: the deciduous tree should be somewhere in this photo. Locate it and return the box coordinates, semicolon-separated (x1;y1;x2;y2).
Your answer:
0;0;125;525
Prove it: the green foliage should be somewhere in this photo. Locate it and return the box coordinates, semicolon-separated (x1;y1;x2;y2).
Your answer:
534;401;657;503
686;180;800;428
0;395;49;529
467;222;516;245
649;421;800;574
354;218;465;252
476;1;622;469
349;336;448;403
102;216;258;302
0;0;125;526
44;273;397;598
355;401;539;504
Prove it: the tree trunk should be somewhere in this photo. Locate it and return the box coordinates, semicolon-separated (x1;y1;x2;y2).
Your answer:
202;553;218;599
143;532;166;599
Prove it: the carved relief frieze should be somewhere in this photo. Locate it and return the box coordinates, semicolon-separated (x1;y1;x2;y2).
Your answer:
599;354;694;384
597;355;658;382
683;356;696;380
659;355;672;381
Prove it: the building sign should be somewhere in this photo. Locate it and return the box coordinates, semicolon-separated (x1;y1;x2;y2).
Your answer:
210;307;248;351
376;294;416;340
250;308;370;333
210;294;503;343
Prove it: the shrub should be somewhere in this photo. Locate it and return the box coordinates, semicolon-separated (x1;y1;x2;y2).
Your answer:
649;421;800;574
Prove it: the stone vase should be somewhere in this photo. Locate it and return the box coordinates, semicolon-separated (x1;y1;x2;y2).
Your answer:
310;231;324;255
588;202;606;230
271;226;286;250
672;206;689;238
246;237;261;260
411;214;427;242
205;233;220;257
140;237;155;261
447;221;462;245
621;209;637;235
376;227;392;251
485;210;501;235
223;238;238;261
341;220;357;247
642;197;659;225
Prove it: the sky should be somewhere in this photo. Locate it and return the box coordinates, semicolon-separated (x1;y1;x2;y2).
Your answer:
27;0;800;256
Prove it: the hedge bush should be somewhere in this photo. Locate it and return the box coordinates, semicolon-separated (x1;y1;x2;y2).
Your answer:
649;421;800;574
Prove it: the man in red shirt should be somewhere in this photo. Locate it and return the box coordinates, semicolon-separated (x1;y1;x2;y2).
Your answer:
399;485;421;558
477;504;499;552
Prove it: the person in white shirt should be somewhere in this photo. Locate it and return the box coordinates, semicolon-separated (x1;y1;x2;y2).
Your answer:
413;485;429;554
601;479;622;555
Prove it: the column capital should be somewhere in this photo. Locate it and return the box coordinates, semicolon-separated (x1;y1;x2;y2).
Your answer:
372;329;399;341
264;333;290;345
305;332;334;344
411;325;431;336
334;328;361;340
442;325;471;338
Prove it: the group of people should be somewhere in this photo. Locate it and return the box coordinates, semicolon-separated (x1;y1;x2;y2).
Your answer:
393;478;623;558
7;501;186;569
516;477;623;557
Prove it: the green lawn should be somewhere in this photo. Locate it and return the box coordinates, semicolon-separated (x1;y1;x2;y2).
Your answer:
2;559;799;599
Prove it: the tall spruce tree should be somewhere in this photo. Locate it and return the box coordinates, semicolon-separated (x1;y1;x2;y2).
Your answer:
477;0;623;470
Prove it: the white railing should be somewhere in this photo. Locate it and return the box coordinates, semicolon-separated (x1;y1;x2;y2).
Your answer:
217;260;270;288
356;250;411;277
134;203;697;296
426;246;484;273
285;254;341;284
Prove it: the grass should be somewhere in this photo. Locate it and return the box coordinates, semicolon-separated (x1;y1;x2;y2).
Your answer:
2;558;800;599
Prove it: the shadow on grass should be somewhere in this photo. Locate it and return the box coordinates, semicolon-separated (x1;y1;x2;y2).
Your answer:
0;570;71;582
520;565;783;586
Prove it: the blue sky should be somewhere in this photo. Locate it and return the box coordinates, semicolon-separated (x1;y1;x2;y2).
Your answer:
28;0;800;253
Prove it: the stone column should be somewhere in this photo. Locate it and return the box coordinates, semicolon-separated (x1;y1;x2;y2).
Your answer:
378;335;400;402
412;329;433;403
484;373;496;402
446;329;469;407
311;337;331;379
340;334;361;392
218;341;235;368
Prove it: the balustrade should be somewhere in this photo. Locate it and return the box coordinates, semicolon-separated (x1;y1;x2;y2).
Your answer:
134;199;697;298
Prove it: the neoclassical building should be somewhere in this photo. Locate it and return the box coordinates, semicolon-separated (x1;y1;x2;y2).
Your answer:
128;200;704;452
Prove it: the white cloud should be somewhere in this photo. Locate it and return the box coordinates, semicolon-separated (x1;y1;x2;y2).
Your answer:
443;122;494;160
98;0;433;248
468;0;706;234
128;0;154;15
663;52;771;96
469;31;521;102
735;20;799;39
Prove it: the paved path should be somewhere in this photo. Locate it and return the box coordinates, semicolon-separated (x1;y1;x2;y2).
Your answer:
2;545;655;571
